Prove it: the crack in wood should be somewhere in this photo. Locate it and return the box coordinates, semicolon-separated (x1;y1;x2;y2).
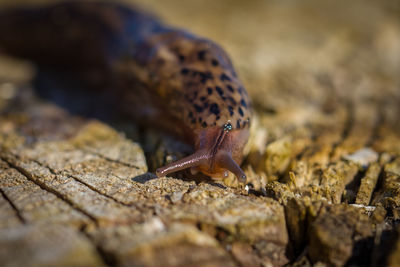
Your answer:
369;166;387;205
0;155;98;225
0;187;26;224
343;168;367;204
82;148;141;169
66;172;145;210
80;224;118;267
28;157;149;213
207;225;243;266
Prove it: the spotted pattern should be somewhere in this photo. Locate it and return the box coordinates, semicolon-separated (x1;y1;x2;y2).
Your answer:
160;39;251;130
180;61;252;130
132;25;252;132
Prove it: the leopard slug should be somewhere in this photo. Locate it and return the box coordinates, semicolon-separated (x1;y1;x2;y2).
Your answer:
0;1;252;183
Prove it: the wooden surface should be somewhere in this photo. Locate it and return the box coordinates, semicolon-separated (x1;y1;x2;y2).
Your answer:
1;0;400;266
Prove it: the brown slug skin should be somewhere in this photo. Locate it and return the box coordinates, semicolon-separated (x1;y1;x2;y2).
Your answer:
0;1;252;182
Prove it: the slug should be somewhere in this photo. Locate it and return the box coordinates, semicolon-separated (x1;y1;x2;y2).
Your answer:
0;1;252;183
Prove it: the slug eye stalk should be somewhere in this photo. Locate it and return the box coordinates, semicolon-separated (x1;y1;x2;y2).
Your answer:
156;126;247;183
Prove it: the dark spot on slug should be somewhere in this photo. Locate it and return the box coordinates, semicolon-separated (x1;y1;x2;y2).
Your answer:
211;59;219;66
227;97;236;105
216;115;220;120
228;106;234;116
198;50;206;61
227;85;234;93
236;119;241;129
240;99;247;108
203;102;209;108
238;107;244;117
200;96;206;102
198;72;210;84
202;122;207;128
178;54;185;62
207;87;213;95
216;86;224;97
198;117;203;123
242;120;247;128
205;71;213;79
181;68;189;75
210;103;220;116
194;104;203;113
220;73;232;82
188;111;193;118
199;71;214;84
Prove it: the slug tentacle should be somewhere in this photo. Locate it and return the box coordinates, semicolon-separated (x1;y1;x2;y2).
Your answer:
214;151;246;183
156;148;246;183
155;149;209;177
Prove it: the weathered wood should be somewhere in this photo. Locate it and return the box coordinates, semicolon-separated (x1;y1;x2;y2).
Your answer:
308;205;374;266
0;224;105;267
355;163;381;205
1;0;400;266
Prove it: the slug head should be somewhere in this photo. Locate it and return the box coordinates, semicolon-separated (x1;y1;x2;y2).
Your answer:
156;123;249;183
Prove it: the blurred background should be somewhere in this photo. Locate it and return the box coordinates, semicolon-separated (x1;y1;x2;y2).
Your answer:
1;0;399;122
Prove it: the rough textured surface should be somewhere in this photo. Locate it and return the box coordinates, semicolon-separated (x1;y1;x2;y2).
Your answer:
1;0;400;266
0;224;105;267
308;204;374;266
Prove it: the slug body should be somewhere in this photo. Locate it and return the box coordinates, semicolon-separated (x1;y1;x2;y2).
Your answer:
0;1;252;182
